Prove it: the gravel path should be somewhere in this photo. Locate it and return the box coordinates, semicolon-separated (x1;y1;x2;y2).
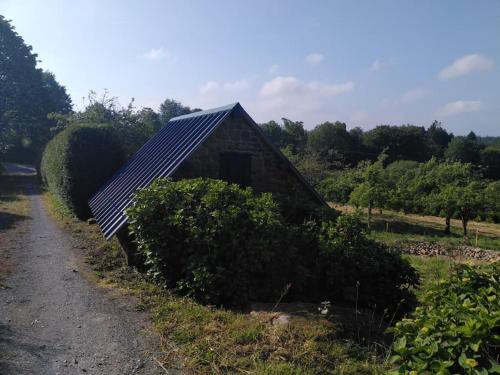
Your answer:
0;168;168;374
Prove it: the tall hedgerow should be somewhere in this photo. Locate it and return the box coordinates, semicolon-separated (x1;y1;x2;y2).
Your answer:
41;124;125;219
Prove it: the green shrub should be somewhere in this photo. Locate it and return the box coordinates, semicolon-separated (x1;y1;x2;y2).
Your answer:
41;124;125;219
127;178;301;307
128;178;418;312
313;215;419;312
388;264;500;374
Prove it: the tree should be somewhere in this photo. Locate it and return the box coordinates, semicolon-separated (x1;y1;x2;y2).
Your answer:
442;182;485;237
444;137;482;164
349;154;389;228
426;120;453;157
485;181;500;223
307;121;363;168
158;99;200;124
363;124;429;162
481;145;500;180
0;16;71;159
260;118;307;154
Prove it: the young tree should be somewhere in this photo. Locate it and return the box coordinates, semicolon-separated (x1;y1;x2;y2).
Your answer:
441;182;485;237
349;154;389;228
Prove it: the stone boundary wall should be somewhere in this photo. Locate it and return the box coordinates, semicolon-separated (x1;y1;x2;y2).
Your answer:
390;240;500;262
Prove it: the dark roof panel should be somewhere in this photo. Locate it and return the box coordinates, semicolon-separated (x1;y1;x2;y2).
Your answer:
89;104;236;239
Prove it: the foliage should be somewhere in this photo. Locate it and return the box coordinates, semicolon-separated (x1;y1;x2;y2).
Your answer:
318;167;365;204
445;136;483;164
128;178;417;312
158;98;201;124
307;121;364;168
389;264;500;374
349;154;389;227
481;145;500;180
363;124;431;162
485;181;500;223
127;178;298;307
0;16;71;160
41;124;126;219
260;118;308;154
314;214;419;312
44;185;389;375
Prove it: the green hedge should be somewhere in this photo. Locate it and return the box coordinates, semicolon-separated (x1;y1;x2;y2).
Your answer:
127;178;418;310
41;124;125;219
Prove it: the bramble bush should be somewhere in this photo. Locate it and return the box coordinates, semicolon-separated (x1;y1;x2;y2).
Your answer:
41;124;126;219
127;178;418;311
388;263;500;374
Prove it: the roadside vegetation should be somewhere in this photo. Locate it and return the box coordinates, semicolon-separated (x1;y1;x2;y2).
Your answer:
44;189;391;374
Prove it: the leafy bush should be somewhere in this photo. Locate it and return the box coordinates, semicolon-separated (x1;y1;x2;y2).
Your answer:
318;168;363;204
127;178;301;307
128;178;418;312
313;215;419;312
389;264;500;374
41;124;126;219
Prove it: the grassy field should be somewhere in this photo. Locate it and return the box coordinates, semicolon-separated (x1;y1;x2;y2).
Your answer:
43;190;390;374
332;204;500;251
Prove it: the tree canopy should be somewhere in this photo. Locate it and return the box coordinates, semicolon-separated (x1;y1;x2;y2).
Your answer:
0;15;71;159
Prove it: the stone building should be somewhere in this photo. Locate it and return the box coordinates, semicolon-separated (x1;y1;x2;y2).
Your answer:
89;103;325;262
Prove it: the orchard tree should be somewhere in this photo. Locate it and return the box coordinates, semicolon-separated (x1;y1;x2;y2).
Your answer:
442;182;485;237
349;154;389;228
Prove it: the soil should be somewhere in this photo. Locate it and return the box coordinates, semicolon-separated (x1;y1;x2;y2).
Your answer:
0;164;173;374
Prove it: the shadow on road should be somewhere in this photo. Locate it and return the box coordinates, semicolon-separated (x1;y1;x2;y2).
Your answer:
0;322;48;374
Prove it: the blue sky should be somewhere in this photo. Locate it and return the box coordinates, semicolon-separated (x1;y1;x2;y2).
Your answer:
2;0;499;134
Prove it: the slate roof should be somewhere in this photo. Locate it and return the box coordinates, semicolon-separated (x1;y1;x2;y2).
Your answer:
89;102;325;239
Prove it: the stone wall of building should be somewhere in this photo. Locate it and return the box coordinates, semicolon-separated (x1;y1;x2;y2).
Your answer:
173;111;323;211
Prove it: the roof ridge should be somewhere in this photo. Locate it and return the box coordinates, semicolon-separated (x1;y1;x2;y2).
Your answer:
170;102;240;121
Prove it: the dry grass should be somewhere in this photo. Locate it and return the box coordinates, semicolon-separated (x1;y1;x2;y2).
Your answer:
331;204;500;251
0;175;32;282
42;191;389;374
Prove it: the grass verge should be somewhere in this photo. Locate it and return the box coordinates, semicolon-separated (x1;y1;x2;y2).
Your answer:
43;190;389;374
0;175;32;282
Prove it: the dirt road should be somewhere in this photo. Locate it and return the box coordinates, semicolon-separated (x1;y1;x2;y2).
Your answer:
0;165;167;374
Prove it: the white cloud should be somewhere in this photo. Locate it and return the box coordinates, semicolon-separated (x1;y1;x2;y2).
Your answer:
222;79;252;92
260;76;353;98
437;100;483;116
199;81;220;94
142;47;170;61
305;52;324;65
260;76;301;97
253;75;354;121
369;58;395;72
200;79;252;95
400;88;431;104
439;54;494;80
